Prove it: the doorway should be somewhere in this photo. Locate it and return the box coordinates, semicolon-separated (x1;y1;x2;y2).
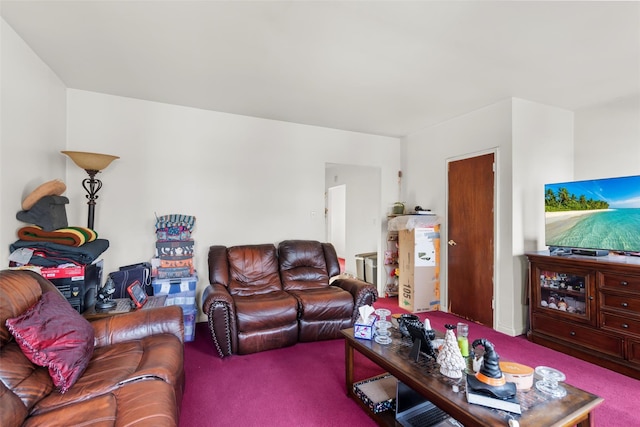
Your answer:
447;152;495;327
325;164;381;282
327;184;346;258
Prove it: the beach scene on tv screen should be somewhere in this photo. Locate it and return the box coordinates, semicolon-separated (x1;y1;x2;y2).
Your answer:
545;175;640;252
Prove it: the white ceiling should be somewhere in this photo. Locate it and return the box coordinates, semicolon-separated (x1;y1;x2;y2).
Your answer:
2;1;639;137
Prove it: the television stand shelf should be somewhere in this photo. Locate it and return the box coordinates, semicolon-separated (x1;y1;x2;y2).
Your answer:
527;251;640;380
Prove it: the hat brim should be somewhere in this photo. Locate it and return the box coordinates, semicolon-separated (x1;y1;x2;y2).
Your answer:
467;375;517;399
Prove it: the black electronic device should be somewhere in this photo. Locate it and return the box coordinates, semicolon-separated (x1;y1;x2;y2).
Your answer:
544;174;640;255
571;248;610;257
405;319;437;362
50;261;102;313
127;280;148;308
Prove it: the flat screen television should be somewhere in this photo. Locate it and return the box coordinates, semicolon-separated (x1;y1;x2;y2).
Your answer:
544;174;640;255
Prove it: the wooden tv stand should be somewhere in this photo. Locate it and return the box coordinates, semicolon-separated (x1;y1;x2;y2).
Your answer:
527;251;640;380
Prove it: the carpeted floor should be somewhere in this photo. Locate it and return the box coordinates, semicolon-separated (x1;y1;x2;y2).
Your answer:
180;298;639;426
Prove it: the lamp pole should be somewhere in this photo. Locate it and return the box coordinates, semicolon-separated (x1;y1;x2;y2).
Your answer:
81;169;102;229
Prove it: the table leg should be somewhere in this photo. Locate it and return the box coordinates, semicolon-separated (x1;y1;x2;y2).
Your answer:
576;413;594;427
345;339;355;397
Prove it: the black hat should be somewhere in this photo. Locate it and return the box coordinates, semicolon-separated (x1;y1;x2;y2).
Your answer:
467;338;516;399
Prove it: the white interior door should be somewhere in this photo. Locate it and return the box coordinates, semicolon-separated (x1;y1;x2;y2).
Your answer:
327;184;346;258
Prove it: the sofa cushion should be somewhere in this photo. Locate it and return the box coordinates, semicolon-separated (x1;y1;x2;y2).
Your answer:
0;379;29;427
279;240;331;291
289;286;355;342
288;287;354;321
23;378;178;427
32;333;183;415
228;244;283;296
0;343;54;411
6;291;94;393
234;292;299;332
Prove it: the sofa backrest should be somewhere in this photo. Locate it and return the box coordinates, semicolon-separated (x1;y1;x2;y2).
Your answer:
279;240;340;291
0;270;42;347
0;270;55;427
226;244;283;296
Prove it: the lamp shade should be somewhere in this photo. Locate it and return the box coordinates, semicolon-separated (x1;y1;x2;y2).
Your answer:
61;151;119;171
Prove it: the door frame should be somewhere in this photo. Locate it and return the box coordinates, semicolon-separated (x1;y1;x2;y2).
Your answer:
444;147;499;327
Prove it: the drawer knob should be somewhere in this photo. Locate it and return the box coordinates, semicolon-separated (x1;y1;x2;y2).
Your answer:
620;281;629;286
621;302;629;308
570;331;576;336
622;324;629;329
589;296;594;300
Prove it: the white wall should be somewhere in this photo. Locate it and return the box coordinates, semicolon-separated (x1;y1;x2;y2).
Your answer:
0;19;67;265
403;98;574;336
403;100;514;332
65;90;400;318
511;98;574;331
574;95;640;179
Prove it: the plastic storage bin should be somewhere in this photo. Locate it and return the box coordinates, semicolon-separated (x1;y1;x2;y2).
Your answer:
152;276;197;295
152;276;197;309
365;255;378;286
164;290;196;308
355;252;377;282
183;306;197;342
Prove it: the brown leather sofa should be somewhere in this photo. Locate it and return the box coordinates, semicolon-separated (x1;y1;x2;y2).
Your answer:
202;240;378;357
0;269;184;427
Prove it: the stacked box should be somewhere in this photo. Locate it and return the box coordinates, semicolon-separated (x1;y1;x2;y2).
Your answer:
151;275;198;342
152;214;197;341
151;276;197;309
398;224;441;313
154;240;195;279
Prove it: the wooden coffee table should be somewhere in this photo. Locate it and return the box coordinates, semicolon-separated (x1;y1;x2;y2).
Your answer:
341;327;603;426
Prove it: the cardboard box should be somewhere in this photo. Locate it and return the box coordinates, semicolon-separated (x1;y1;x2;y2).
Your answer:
40;264;86;279
398;225;440;313
353;374;397;414
354;315;376;340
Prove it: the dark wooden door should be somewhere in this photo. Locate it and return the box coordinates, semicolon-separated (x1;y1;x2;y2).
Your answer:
447;153;495;327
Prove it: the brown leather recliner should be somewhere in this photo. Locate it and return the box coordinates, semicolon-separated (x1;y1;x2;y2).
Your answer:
0;269;185;427
202;240;378;358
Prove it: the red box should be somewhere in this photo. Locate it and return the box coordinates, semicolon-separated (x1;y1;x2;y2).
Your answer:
40;265;86;279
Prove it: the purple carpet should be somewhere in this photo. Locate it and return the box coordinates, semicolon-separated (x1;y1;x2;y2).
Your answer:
180;298;639;426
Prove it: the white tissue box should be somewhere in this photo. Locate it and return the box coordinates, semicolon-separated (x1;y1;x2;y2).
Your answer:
354;316;376;340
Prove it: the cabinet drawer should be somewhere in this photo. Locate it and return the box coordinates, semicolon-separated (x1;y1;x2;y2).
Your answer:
601;313;640;337
532;313;624;357
600;272;640;292
600;293;640;313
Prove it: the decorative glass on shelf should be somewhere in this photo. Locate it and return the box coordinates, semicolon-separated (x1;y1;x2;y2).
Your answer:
538;269;587;318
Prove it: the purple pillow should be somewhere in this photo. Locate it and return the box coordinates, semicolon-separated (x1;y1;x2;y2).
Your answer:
5;291;94;393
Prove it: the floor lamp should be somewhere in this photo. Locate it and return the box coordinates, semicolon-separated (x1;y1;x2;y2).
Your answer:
61;151;119;230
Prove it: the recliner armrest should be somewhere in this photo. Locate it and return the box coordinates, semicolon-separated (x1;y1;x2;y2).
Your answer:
332;277;378;324
202;283;233;313
92;305;184;347
202;283;236;358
